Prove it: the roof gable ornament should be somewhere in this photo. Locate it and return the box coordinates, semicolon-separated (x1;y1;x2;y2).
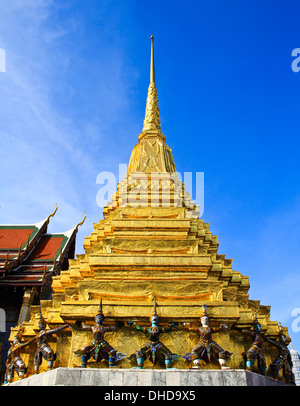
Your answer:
74;212;86;234
45;204;58;226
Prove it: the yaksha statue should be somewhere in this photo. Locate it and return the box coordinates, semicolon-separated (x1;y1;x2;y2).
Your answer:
4;325;34;382
33;306;70;374
183;304;232;369
266;323;295;383
232;312;266;374
74;298;124;368
128;300;178;369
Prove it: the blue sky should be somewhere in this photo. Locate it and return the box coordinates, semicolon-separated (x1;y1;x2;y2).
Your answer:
1;0;300;352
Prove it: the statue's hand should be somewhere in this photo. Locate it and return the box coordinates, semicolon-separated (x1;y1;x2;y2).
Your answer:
222;324;229;330
127;321;135;326
73;349;85;357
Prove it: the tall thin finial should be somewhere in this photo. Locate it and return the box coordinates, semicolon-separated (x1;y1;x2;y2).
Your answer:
201;304;208;318
97;298;104;316
152;298;157;316
150;35;155;83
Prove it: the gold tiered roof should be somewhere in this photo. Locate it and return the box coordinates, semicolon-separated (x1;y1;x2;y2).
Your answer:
11;37;289;374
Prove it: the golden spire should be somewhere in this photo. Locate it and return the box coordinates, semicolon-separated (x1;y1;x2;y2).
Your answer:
142;35;162;135
126;36;176;175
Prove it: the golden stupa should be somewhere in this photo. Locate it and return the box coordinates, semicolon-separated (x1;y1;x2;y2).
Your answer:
9;37;289;377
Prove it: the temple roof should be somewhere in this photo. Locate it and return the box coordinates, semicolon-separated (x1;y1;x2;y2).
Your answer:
0;208;86;287
0;224;41;250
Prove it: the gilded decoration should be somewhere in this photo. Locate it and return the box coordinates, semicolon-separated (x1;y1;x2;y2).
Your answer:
5;37;294;384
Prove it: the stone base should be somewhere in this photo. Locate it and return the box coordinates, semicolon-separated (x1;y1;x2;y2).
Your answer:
6;368;290;386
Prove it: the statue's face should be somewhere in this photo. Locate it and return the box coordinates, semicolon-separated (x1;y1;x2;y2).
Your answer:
95;314;104;325
281;334;287;344
13;337;19;345
255;323;262;333
151;315;159;326
38;321;46;331
201;316;209;326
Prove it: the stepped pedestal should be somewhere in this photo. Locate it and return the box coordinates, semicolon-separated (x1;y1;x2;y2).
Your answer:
6;367;290;386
